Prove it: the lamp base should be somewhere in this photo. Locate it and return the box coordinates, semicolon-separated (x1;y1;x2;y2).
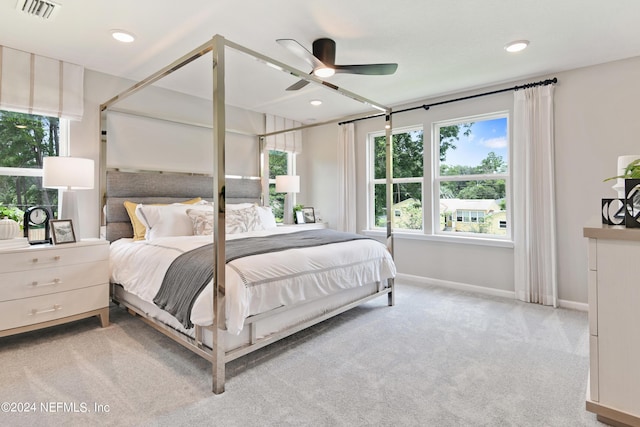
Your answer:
283;194;293;225
60;189;80;236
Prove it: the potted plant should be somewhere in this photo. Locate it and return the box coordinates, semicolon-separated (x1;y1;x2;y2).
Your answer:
603;158;640;182
0;204;23;239
604;159;640;228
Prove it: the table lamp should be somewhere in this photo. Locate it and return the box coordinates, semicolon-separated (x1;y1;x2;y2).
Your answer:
275;175;300;224
43;156;94;237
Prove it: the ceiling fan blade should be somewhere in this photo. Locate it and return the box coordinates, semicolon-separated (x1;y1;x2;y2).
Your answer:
334;63;398;75
276;39;326;70
285;79;310;91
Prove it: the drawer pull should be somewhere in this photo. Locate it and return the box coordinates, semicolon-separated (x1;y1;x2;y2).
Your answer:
30;279;61;287
31;256;61;264
28;304;62;316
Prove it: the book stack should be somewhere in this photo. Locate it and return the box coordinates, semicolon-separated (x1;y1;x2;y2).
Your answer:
0;237;29;251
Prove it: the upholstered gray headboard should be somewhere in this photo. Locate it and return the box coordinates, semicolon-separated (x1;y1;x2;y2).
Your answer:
105;170;262;242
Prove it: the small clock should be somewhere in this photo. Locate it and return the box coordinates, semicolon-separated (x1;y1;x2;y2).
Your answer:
24;206;52;245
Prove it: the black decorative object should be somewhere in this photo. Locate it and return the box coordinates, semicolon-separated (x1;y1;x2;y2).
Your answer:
624;179;640;228
602;198;625;225
23;206;52;244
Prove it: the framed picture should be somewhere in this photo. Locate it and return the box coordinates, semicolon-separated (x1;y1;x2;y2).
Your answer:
50;219;76;244
302;207;316;224
295;211;305;224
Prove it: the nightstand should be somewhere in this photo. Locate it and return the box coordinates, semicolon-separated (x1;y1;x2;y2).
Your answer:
290;222;328;229
0;239;110;338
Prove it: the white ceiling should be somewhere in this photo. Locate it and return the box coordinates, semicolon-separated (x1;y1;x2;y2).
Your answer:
2;0;640;123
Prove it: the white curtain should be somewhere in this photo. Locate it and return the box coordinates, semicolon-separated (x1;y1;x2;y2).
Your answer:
337;122;356;232
513;84;558;306
0;45;84;120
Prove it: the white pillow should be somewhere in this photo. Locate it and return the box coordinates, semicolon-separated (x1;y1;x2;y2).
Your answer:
256;206;277;230
136;203;213;240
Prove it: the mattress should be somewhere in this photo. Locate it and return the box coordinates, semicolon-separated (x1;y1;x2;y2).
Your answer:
109;226;396;335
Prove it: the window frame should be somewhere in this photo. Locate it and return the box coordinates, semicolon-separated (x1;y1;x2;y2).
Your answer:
367;125;424;232
266;149;296;223
0;111;70;215
365;111;513;248
433;111;511;241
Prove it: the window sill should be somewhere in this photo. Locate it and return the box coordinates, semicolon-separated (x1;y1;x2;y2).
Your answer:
361;229;514;248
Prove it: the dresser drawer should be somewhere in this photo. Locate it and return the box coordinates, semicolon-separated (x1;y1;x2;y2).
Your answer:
0;242;109;274
0;261;108;302
0;284;108;331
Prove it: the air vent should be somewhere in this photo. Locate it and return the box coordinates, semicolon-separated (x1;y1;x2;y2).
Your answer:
16;0;61;19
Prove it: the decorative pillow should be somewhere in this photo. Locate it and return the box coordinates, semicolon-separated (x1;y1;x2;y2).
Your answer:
256;205;277;230
135;203;213;240
187;209;214;236
123;197;201;241
226;205;262;234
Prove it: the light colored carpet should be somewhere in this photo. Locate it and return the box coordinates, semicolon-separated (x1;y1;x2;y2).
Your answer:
0;283;604;427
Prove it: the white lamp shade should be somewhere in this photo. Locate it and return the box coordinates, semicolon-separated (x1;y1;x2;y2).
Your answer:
275;175;300;193
43;157;94;189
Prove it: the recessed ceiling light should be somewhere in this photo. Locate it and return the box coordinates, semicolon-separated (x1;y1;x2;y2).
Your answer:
310;99;322;106
111;30;135;43
504;40;529;53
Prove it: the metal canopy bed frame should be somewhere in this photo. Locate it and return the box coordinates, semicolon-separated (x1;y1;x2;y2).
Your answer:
100;34;395;394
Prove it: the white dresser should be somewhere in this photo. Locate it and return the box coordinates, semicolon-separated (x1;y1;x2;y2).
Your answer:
0;239;110;338
584;225;640;427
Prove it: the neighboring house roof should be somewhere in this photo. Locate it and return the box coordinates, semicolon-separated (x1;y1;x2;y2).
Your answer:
393;198;420;209
439;199;501;213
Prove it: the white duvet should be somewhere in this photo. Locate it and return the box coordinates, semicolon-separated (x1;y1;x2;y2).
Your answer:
109;226;396;335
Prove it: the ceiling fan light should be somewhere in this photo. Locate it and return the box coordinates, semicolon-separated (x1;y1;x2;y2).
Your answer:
313;67;335;78
504;40;529;53
111;30;135;43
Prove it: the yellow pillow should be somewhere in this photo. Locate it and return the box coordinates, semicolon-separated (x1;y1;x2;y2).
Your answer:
123;198;202;241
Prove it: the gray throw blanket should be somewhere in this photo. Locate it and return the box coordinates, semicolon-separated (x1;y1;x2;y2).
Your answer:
154;229;371;328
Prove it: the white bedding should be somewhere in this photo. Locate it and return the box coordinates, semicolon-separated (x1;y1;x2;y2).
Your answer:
109;226;396;335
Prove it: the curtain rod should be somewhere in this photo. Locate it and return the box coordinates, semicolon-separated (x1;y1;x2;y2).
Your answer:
338;77;557;125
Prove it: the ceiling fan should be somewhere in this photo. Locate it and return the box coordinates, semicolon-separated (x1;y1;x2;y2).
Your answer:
276;38;398;91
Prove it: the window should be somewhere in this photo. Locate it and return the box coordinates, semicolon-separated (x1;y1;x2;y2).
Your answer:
367;112;510;242
436;114;509;237
369;127;424;231
268;149;295;223
0;110;67;219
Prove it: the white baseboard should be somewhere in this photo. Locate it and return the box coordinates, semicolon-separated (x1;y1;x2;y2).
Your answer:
396;273;516;299
556;299;588;312
395;273;588;312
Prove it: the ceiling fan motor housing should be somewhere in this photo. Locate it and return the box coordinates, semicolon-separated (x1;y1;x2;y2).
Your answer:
313;38;336;65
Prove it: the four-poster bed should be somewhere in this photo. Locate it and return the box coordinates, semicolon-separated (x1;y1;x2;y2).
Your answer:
100;34;396;393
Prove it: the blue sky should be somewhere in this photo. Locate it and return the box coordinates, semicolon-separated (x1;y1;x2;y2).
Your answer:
441;117;508;168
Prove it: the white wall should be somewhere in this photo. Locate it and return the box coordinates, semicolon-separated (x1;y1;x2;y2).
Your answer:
304;54;640;306
554;55;640;304
297;125;340;227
